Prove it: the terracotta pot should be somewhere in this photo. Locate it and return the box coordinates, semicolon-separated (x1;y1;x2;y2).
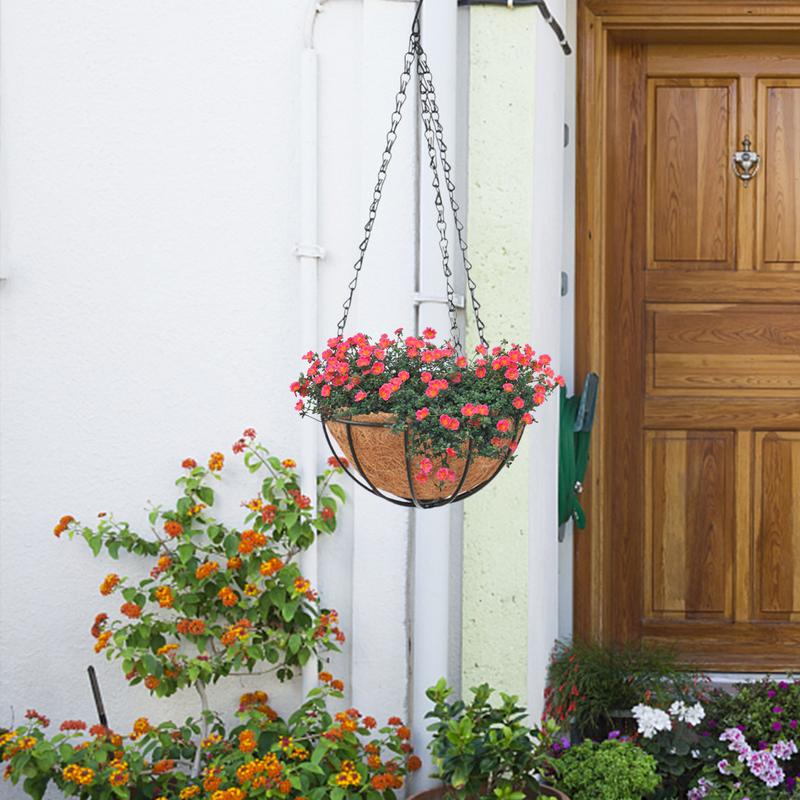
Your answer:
324;412;521;506
407;785;570;800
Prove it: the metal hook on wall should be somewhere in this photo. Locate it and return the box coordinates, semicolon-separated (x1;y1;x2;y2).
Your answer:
456;0;572;55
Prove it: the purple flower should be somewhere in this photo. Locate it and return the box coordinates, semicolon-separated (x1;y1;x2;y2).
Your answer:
768;689;777;699
607;730;621;740
791;720;798;730
773;722;783;732
773;706;784;714
779;681;789;690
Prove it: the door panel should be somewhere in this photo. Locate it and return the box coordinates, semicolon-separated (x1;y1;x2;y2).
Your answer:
648;304;800;393
758;79;800;270
648;79;737;270
644;431;734;620
604;44;800;669
754;432;800;619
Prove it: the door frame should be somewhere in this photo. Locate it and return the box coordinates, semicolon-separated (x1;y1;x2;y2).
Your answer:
573;0;800;649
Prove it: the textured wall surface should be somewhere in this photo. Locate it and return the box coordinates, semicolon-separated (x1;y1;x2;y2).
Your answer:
462;3;568;713
0;1;416;786
462;8;537;700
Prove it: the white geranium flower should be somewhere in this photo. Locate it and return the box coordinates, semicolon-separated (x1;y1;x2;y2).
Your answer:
670;700;706;727
632;703;672;739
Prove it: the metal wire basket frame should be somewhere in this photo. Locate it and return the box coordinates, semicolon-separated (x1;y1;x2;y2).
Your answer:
321;415;524;509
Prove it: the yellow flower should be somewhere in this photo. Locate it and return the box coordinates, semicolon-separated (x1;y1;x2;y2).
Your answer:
208;452;225;471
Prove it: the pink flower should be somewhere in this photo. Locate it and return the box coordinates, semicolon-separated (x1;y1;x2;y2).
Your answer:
475;367;486;378
456;356;467;368
522;413;533;425
446;447;457;458
295;400;304;411
503;382;514;392
354;390;367;402
423;327;437;340
461;404;475;417
398;370;410;382
496;419;511;433
420;372;432;384
419;458;434;475
512;396;525;409
476;404;489;416
414;471;429;483
321;385;331;397
372;362;385;375
416;408;430;421
439;415;460;431
436;467;456;483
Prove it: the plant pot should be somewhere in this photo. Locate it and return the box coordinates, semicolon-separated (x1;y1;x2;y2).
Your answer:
323;412;522;508
408;784;571;800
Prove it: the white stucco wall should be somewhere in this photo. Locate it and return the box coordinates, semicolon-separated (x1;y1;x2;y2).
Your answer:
0;1;420;784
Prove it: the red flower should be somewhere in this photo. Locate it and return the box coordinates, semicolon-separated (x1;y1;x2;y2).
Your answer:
181;458;197;469
496;419;511;433
422;327;437;340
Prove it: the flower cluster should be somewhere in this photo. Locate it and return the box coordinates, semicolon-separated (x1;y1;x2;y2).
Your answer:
293;329;562;483
2;680;418;799
688;727;799;798
56;430;347;696
632;700;705;739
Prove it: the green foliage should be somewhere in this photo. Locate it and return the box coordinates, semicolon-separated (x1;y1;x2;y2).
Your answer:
425;678;559;800
293;330;562;483
554;739;660;800
704;677;800;745
0;681;419;799
56;433;346;697
544;638;701;740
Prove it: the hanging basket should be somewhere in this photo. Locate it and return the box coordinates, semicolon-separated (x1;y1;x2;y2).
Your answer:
322;412;523;508
292;0;562;509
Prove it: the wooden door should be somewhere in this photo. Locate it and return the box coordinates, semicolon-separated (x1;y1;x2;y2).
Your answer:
598;43;800;670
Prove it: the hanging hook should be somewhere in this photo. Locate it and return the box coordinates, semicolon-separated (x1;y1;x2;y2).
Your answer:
413;0;423;27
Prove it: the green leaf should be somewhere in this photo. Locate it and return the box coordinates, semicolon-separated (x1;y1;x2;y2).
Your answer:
177;543;194;564
197;486;214;506
330;484;346;503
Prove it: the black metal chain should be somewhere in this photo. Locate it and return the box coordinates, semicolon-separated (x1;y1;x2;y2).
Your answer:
415;41;488;348
336;0;488;350
335;25;419;340
416;32;461;349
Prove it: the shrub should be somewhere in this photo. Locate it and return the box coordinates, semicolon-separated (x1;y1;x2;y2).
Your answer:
553;739;660;800
425;679;559;800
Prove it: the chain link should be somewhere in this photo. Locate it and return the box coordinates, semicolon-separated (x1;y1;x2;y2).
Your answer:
336;0;488;350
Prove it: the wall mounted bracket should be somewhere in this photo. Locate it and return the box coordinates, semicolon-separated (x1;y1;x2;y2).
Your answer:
456;0;572;55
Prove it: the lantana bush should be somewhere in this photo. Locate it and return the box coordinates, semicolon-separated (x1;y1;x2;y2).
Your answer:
1;430;420;800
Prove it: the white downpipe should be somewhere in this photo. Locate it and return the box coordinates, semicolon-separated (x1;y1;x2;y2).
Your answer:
300;0;327;698
411;1;459;791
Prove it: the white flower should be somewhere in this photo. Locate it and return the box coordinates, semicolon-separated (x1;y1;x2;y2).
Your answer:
632;703;672;739
670;700;706;727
